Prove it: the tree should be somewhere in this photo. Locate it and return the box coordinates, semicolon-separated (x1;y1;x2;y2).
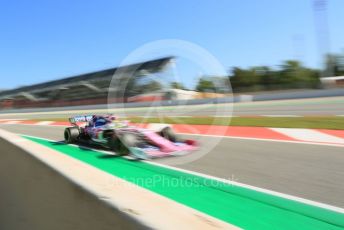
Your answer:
324;53;344;77
145;81;162;92
195;78;216;92
170;82;185;90
279;60;320;88
227;59;321;92
230;67;269;92
279;60;302;86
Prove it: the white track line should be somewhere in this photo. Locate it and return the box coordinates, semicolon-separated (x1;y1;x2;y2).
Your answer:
262;115;302;117
17;133;344;214
0;122;66;127
0;118;27;121
145;161;344;214
270;128;344;145
2;122;344;147
4;120;21;124
181;133;344;148
36;121;54;125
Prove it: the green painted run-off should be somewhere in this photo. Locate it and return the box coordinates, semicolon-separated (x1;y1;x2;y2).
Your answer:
23;135;344;229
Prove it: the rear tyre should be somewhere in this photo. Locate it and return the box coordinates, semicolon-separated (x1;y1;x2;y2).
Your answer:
64;127;80;143
160;127;177;142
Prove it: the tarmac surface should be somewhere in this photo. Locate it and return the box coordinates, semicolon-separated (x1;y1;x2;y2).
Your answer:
0;96;344;119
1;123;343;208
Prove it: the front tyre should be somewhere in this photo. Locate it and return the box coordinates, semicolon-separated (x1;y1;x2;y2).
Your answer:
64;127;80;143
160;127;178;142
108;134;123;154
116;133;140;155
109;133;138;156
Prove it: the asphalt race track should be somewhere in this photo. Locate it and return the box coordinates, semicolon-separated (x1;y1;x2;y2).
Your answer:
1;123;343;209
0;97;344;120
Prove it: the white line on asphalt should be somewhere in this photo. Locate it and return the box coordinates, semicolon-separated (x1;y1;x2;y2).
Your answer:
15;133;344;214
0;118;27;121
270;128;344;145
180;133;344;148
36;121;54;125
145;161;344;214
262;115;302;117
2;122;344;147
4;120;21;124
10;138;30;143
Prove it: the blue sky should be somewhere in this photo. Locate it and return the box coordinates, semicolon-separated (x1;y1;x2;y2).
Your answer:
0;0;343;89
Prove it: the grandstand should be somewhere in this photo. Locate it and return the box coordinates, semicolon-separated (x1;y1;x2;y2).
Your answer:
0;57;174;109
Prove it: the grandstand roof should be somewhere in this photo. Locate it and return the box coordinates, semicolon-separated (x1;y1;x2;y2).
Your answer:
0;56;174;99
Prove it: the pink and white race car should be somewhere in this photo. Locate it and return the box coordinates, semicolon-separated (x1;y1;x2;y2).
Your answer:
64;115;197;159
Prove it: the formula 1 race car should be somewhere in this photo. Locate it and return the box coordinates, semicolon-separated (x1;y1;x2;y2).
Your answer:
64;114;197;159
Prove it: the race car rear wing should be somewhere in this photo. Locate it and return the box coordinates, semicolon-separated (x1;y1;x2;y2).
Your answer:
69;115;93;125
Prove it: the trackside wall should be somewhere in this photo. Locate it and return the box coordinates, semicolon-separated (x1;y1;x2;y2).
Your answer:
0;137;147;230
